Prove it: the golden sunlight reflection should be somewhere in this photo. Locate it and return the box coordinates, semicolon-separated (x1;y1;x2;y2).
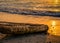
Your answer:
54;0;58;4
52;21;56;26
48;20;60;36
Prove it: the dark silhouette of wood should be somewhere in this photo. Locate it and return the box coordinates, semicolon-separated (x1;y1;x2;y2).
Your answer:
0;21;49;34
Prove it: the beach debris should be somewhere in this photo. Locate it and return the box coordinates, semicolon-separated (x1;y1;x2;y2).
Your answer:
0;22;49;34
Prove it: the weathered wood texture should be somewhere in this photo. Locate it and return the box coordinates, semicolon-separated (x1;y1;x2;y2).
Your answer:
0;22;48;34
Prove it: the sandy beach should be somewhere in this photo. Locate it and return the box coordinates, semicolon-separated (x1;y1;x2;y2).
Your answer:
0;12;60;43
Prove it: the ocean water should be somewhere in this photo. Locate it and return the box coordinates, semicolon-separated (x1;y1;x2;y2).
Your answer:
0;0;60;12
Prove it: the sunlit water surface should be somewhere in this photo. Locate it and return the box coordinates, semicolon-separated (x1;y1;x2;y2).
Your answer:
0;0;60;12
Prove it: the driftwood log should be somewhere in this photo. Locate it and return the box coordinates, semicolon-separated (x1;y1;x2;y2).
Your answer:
0;21;49;34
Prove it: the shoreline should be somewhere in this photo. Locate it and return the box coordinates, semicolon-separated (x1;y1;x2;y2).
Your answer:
0;8;60;17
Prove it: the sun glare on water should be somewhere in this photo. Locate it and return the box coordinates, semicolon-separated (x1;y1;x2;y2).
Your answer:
55;0;58;4
48;21;56;35
52;21;56;26
48;20;60;36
